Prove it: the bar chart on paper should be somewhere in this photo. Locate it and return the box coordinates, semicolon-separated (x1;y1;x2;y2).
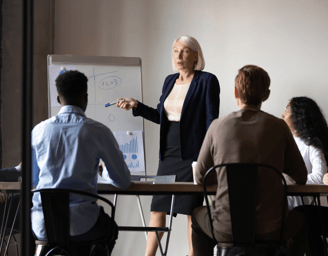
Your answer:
114;131;145;173
120;137;138;153
120;137;140;168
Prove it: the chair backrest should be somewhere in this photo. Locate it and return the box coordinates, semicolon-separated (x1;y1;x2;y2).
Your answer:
31;188;115;246
203;163;287;247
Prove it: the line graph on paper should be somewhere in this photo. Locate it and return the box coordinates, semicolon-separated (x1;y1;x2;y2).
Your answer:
114;131;145;173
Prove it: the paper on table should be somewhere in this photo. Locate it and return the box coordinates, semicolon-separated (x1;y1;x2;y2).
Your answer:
114;131;145;173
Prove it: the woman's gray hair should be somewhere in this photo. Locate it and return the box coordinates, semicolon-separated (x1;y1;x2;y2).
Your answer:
172;36;205;71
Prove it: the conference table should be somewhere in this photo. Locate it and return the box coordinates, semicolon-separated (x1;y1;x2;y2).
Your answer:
1;182;328;256
97;181;328;195
97;181;328;256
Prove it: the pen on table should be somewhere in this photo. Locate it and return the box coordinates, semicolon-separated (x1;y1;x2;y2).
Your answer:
105;100;122;107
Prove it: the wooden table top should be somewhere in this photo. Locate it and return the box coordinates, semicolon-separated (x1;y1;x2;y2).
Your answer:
97;181;328;196
0;182;21;190
2;181;328;196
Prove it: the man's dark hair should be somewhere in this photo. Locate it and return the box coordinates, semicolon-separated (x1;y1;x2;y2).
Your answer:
55;70;88;102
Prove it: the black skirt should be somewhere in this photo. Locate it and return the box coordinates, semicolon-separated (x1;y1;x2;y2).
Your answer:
150;121;204;215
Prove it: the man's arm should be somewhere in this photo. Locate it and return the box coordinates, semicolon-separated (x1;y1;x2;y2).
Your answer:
323;173;328;185
195;122;217;186
99;128;131;189
32;148;40;188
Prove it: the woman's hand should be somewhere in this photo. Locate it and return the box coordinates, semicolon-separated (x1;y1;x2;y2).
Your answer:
117;97;138;110
323;173;328;185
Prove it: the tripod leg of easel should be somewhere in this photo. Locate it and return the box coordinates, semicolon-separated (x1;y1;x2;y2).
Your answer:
136;195;148;240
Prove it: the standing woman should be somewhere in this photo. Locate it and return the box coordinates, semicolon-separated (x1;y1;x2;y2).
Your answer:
282;97;328;209
117;35;220;256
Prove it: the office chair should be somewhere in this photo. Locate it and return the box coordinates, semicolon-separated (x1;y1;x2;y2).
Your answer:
203;163;287;256
32;188;116;256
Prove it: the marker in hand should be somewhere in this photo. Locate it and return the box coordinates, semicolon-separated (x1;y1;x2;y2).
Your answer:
105;100;122;107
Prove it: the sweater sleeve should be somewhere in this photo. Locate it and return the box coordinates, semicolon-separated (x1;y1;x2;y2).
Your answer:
195;121;217;186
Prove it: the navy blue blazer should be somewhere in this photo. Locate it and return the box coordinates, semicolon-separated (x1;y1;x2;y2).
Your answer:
133;71;220;160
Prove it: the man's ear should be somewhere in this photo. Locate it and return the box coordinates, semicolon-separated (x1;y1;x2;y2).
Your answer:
234;86;239;99
57;95;61;105
262;89;271;102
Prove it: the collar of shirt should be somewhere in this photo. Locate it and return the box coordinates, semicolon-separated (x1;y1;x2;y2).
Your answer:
58;105;86;117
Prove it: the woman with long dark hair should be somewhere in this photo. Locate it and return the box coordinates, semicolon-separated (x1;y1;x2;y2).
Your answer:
282;97;328;208
282;96;328;255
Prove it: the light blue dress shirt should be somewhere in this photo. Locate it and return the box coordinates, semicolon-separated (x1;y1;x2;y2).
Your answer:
31;105;131;239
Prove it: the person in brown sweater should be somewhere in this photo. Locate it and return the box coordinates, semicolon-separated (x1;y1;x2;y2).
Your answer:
192;65;308;256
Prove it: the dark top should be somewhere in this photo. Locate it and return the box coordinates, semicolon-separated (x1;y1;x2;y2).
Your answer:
133;71;220;160
0;167;20;182
0;148;40;187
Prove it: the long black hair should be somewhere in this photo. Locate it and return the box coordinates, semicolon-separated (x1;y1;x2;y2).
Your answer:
290;97;328;165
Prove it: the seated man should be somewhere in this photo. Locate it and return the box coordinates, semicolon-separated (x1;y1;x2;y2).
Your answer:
31;70;131;254
192;65;308;256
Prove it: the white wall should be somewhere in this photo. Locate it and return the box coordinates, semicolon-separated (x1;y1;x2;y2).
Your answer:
54;1;328;255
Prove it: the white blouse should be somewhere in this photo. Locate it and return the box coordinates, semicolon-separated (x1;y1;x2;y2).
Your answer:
164;83;190;121
288;135;327;209
294;136;327;185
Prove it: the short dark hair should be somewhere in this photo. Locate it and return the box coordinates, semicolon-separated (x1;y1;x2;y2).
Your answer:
235;65;270;106
290;97;328;165
55;70;88;102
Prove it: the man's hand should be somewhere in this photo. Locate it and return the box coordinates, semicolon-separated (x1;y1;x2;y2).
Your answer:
323;173;328;185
